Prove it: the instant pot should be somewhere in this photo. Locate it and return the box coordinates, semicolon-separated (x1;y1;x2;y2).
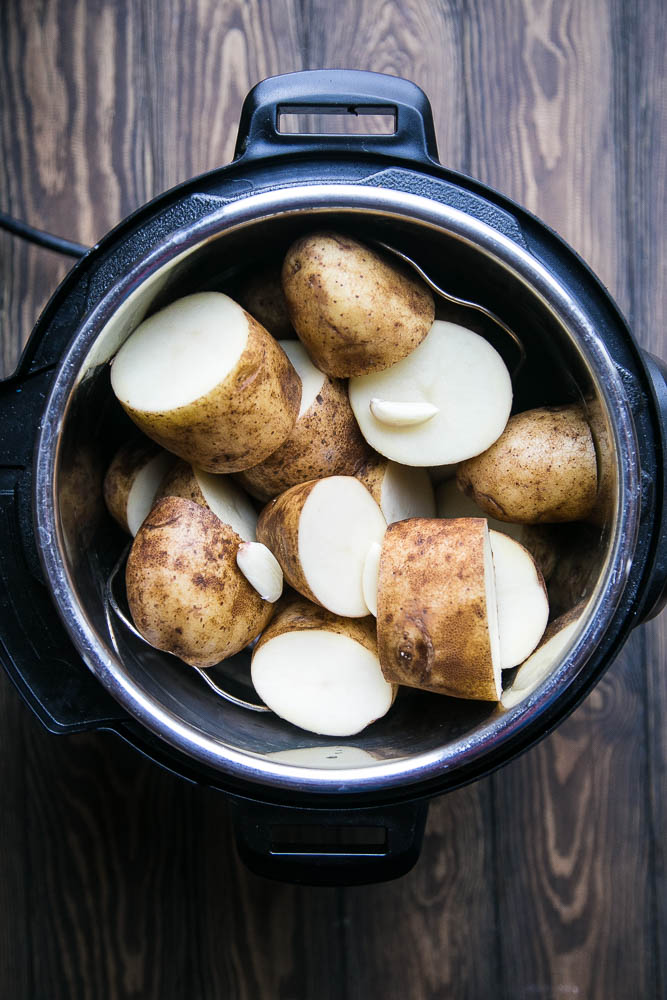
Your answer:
1;71;665;885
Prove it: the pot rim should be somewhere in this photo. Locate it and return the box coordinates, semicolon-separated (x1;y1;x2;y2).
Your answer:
34;182;640;795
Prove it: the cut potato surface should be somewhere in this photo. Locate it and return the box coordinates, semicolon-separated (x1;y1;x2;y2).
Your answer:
457;404;598;523
157;460;258;541
252;599;394;736
377;518;501;700
282;340;325;417
110;292;301;473
349;321;512;466
126;497;273;667
235;340;369;501
282;231;435;377
111;292;248;412
257;476;387;617
489;530;549;670
356;454;436;524
103;440;173;536
501;607;583;709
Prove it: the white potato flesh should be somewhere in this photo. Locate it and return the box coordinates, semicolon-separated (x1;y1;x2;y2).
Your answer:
349;321;512;465
236;542;283;602
362;541;382;617
110;292;248;412
299;477;387;617
194;469;257;541
251;630;394;736
436;478;526;544
280;339;326;417
501;619;579;709
381;462;436;524
126;450;174;536
484;524;503;698
489;530;549;670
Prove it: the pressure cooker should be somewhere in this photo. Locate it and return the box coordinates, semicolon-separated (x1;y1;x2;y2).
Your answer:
1;70;665;885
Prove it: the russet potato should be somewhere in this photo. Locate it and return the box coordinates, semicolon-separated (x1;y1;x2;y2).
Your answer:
377;518;502;700
251;596;395;736
236;260;294;338
235;340;369;501
281;231;434;377
156;459;258;541
110;292;301;473
126;496;273;667
256;475;387;617
103;439;174;536
457;404;598;523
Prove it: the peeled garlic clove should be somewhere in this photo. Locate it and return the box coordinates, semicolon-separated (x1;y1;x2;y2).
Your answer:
369;398;439;427
236;542;284;602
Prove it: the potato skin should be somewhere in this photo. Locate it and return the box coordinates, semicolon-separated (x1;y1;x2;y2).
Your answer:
119;313;301;473
155;459;207;508
457;405;598;524
126;496;273;667
103;440;166;534
377;518;499;700
256;481;319;604
354;453;386;507
236;262;294;339
235;375;369;501
281;231;435;377
254;595;378;657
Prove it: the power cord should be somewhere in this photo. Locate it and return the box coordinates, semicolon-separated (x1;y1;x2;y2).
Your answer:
0;210;88;259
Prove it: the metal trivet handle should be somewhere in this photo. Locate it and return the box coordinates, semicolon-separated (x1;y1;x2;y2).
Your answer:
104;544;271;714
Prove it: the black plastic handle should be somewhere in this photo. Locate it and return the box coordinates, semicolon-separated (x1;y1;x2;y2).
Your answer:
636;350;667;621
0;368;127;734
233;69;439;165
230;797;428;886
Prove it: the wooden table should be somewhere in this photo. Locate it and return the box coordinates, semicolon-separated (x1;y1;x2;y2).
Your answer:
1;2;664;997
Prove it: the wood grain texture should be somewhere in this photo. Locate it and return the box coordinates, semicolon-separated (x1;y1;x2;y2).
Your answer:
0;1;665;998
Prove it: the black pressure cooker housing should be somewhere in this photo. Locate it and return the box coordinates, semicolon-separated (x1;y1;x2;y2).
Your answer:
1;72;665;885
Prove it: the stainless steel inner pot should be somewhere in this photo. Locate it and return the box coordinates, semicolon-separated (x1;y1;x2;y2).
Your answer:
34;182;639;799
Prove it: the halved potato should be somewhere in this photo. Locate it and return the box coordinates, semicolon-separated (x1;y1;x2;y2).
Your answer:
103;440;174;536
377;517;501;700
251;596;396;736
110;292;301;473
256;475;387;617
457;404;598;523
355;454;436;524
349;321;512;466
156;459;258;541
282;231;434;377
235;340;369;501
489;530;549;670
126;496;273;667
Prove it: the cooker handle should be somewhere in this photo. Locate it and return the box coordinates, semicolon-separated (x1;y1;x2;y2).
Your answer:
0;367;128;734
229;797;428;886
233;69;439;165
636;350;667;622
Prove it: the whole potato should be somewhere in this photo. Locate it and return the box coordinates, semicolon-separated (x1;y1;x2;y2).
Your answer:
281;231;435;377
126;496;273;667
457;404;598;523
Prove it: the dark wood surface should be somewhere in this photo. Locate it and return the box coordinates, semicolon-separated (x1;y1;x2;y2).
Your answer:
0;2;664;997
